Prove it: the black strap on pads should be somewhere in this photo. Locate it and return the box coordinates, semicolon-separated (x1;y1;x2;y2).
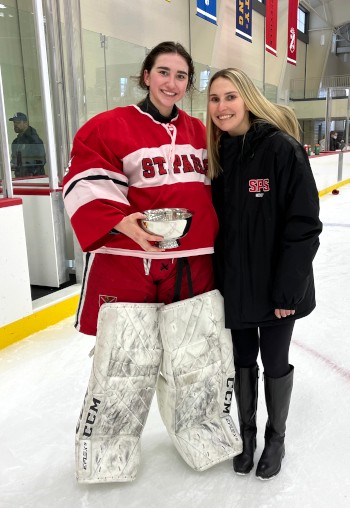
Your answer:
172;257;194;303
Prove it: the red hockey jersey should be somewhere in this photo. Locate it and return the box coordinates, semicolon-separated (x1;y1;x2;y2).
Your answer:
63;105;218;259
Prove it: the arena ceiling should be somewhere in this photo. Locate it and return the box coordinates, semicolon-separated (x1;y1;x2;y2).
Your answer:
301;0;350;54
301;0;350;27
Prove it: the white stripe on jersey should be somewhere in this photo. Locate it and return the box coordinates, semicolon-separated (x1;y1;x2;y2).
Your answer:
122;144;210;188
64;169;129;218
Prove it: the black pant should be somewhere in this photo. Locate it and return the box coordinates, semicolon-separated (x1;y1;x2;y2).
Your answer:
231;321;295;378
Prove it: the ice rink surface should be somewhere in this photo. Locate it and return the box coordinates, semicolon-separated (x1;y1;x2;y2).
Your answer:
1;186;350;508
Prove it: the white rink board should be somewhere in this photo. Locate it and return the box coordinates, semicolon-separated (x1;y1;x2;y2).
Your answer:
0;202;32;326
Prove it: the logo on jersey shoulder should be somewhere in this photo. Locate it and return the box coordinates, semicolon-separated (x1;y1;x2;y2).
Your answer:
249;178;270;197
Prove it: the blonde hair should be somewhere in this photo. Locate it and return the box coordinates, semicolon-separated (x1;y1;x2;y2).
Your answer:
206;68;301;178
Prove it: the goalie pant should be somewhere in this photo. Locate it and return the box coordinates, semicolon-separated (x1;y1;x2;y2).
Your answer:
75;302;163;483
75;291;242;482
156;290;242;471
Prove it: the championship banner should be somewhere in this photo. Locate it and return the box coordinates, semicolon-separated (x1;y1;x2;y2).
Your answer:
265;0;278;56
196;0;217;25
287;0;298;65
235;0;252;43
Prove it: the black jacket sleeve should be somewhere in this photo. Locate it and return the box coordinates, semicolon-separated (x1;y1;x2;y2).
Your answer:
271;141;322;309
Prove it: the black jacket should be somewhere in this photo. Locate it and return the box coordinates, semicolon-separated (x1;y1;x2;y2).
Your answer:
212;122;322;329
329;136;339;151
11;126;46;177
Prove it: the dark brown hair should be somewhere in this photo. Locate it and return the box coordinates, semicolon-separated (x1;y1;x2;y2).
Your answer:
138;41;195;92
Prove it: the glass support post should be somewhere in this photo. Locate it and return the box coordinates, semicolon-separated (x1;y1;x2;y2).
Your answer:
0;66;13;199
345;91;350;148
32;0;59;189
325;87;332;152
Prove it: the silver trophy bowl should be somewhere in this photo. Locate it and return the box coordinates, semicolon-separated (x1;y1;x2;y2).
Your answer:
139;208;192;249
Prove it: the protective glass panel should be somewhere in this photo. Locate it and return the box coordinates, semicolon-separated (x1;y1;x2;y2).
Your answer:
0;1;47;182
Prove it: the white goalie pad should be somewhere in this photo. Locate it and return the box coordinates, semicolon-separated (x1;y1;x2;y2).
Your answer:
156;290;242;471
75;302;163;483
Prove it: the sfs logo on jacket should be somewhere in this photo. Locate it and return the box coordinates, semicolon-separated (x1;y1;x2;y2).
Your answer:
249;178;270;197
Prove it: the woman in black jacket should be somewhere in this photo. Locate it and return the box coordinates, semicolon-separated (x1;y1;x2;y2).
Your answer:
206;68;322;480
329;130;340;151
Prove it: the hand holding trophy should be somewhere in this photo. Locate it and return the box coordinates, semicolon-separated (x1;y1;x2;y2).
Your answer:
139;208;192;249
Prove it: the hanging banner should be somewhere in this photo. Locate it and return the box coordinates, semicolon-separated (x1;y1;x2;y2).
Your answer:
287;0;298;65
235;0;252;43
196;0;217;25
265;0;278;56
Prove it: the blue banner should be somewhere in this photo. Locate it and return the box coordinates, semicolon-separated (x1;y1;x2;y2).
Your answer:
196;0;217;25
235;0;252;43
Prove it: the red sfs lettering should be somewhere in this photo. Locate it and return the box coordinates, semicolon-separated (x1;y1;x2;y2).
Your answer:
248;178;270;192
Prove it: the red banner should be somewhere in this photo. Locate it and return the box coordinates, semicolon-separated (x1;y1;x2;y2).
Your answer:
265;0;278;56
287;0;298;65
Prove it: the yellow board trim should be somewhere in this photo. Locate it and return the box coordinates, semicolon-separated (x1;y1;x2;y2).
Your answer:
319;178;350;197
0;295;79;350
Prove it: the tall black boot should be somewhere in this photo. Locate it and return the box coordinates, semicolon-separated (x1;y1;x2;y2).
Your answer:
256;365;294;480
233;364;259;475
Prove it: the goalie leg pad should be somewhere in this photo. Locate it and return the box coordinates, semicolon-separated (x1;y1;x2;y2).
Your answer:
76;302;163;483
156;290;242;471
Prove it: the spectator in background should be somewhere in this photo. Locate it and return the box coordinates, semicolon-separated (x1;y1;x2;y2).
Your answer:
9;112;46;177
329;131;340;151
318;137;325;151
339;138;346;151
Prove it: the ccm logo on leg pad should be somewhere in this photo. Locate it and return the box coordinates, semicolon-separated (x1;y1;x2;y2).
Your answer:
83;397;101;437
